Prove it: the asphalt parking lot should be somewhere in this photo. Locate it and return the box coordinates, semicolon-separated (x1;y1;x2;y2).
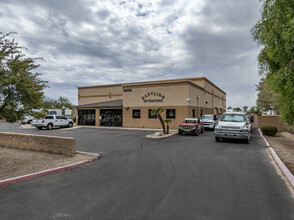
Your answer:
0;123;293;220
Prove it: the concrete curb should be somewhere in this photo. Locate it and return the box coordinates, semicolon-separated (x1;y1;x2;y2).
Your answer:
74;126;178;132
258;128;294;188
20;124;35;129
0;160;89;187
76;151;101;159
0;151;101;187
146;132;178;139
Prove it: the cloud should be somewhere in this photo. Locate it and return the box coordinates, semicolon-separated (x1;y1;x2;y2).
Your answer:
0;0;262;107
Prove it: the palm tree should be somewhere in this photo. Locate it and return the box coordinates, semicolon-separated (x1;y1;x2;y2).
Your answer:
151;108;165;134
164;119;172;134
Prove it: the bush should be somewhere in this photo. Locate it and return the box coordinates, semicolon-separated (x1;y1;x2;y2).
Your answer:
72;117;76;123
262;126;277;136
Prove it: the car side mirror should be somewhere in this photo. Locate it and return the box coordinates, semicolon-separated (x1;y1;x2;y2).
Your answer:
213;115;217;120
251;116;254;123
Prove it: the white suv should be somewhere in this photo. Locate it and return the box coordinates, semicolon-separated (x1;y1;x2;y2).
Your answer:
200;115;216;130
214;112;253;143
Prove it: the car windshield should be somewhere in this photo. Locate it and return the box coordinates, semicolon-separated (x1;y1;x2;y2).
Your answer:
185;120;197;123
220;114;245;122
200;115;213;120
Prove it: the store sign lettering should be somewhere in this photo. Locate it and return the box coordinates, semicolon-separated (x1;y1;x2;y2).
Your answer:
141;92;165;103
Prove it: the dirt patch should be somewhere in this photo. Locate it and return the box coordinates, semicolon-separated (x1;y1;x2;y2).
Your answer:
0;147;96;181
265;132;294;175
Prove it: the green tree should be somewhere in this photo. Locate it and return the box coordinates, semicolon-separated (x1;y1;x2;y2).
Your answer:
251;0;294;124
233;107;242;112
33;109;49;119
0;32;47;122
250;106;262;116
256;78;279;113
42;96;73;115
164;119;172;134
150;108;165;134
227;106;232;110
243;106;248;113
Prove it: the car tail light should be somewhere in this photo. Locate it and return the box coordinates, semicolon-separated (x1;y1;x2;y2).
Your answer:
42;120;45;123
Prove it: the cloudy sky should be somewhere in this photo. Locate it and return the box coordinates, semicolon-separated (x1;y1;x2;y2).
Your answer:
1;0;263;108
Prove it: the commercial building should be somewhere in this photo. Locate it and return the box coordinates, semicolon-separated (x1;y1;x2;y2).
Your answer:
76;77;226;129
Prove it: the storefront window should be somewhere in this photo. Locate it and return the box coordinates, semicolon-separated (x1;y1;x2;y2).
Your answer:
166;109;176;119
148;109;157;119
100;109;122;127
78;109;96;126
133;109;141;118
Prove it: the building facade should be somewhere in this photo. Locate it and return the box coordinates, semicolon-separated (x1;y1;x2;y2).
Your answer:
76;77;226;129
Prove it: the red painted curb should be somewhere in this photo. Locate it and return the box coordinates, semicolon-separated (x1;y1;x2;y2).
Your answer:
258;128;294;188
0;160;90;187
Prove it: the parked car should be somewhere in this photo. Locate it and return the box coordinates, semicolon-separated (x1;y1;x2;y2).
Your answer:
214;112;253;143
178;118;204;136
200;114;217;130
20;115;34;124
32;115;73;130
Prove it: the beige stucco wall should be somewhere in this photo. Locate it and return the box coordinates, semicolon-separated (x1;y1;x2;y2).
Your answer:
78;85;123;105
258;115;286;131
123;106;190;129
190;79;226;106
190;78;205;88
203;80;225;98
0;132;76;157
123;83;189;107
188;85;225;112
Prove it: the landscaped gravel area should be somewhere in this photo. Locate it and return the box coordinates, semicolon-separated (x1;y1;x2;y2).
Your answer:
0;147;95;181
265;132;294;175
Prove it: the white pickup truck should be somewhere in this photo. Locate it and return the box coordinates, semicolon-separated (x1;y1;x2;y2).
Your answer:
32;115;73;130
214;112;253;143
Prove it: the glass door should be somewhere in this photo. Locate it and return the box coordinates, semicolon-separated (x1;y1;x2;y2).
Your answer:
100;109;122;127
78;109;96;126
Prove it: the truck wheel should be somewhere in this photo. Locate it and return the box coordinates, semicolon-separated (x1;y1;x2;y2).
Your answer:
245;135;250;144
47;123;53;130
215;137;220;142
68;122;73;128
178;129;183;135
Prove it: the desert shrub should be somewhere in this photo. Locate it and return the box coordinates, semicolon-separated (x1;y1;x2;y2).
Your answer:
285;125;294;134
262;126;277;136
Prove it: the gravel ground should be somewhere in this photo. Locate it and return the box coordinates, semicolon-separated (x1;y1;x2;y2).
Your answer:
0;147;95;181
265;132;294;174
